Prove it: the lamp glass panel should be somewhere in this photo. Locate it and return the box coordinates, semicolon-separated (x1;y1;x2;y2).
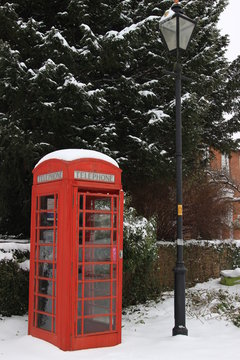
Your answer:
160;17;177;51
179;17;195;50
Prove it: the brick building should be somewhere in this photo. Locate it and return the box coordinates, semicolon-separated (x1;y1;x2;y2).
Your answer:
211;150;240;239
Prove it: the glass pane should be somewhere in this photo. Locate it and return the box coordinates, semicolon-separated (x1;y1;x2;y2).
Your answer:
86;214;111;228
86;197;111;211
112;298;116;313
113;215;117;228
37;313;52;332
113;264;117;279
113;197;117;211
40;213;54;227
39;229;54;243
40;195;54;210
79;247;83;262
78;283;82;298
39;246;53;260
112;247;117;262
38;279;53;295
37;296;52;314
112;281;116;296
160;17;177;51
79;195;83;210
113;231;117;244
84;299;111;316
112;316;116;331
84;281;111;298
85;248;111;262
79;230;83;245
79;213;83;228
78;301;82;316
53;318;55;332
78;266;83;280
85;230;111;245
84;317;110;334
84;264;111;280
77;319;82;335
38;263;54;278
179;17;195;50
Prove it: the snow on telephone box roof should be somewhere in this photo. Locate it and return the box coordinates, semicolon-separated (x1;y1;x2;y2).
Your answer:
35;149;119;168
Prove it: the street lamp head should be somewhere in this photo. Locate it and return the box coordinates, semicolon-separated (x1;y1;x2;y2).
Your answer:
159;1;196;55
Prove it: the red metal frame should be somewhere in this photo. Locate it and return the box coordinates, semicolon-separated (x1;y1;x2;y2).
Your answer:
28;157;123;351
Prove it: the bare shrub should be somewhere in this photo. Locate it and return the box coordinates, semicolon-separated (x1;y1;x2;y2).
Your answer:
129;173;231;240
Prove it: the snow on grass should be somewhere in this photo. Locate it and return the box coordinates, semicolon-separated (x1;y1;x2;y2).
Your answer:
0;279;240;360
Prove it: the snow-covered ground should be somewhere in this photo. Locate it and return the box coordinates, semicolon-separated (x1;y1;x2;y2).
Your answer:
1;279;239;360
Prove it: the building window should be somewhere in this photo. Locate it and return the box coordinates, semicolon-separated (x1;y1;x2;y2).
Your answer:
221;153;229;173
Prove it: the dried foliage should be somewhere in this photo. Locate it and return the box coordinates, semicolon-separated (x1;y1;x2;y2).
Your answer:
186;288;240;328
130;173;231;241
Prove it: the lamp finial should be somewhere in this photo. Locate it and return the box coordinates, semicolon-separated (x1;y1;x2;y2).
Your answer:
174;0;179;3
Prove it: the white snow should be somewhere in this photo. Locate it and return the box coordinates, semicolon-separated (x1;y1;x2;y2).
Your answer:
19;260;30;271
0;251;13;261
38;59;56;72
159;8;175;24
138;90;156;97
0;242;30;267
233;132;240;141
106;16;160;40
147;109;169;125
221;268;240;278
35;149;119;168
1;279;240;360
0;242;30;252
63;75;87;89
53;31;77;53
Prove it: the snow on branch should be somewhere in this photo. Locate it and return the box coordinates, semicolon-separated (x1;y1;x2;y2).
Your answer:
105;15;160;40
147;109;170;125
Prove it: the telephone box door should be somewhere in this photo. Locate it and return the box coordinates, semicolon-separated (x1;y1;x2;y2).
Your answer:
72;190;122;348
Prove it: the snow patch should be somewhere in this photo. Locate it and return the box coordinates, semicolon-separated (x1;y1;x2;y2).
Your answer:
233;132;240;141
19;260;30;271
139;90;156;97
63;75;87;89
35;149;119;168
106;15;160;40
147;109;169;125
1;279;240;360
221;268;240;278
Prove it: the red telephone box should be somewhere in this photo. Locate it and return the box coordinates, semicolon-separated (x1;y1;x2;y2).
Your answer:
28;149;123;351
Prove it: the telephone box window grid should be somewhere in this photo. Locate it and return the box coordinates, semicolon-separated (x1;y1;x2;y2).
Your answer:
33;194;58;333
76;193;119;336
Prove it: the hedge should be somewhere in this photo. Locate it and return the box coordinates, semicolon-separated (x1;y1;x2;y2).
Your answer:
1;238;240;316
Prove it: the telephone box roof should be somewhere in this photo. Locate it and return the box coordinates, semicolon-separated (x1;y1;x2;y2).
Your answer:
35;149;119;168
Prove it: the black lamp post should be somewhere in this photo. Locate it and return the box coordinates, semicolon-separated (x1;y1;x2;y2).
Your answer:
159;0;196;336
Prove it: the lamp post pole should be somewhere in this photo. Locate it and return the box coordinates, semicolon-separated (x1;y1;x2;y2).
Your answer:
159;0;196;336
172;60;188;336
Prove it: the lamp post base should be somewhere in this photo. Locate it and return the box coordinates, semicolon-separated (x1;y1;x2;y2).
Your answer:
173;259;188;336
172;326;188;336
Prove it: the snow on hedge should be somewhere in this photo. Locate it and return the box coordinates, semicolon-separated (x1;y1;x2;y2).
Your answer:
0;242;30;270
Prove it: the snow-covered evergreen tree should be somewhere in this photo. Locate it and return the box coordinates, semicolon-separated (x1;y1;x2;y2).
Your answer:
0;0;239;235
